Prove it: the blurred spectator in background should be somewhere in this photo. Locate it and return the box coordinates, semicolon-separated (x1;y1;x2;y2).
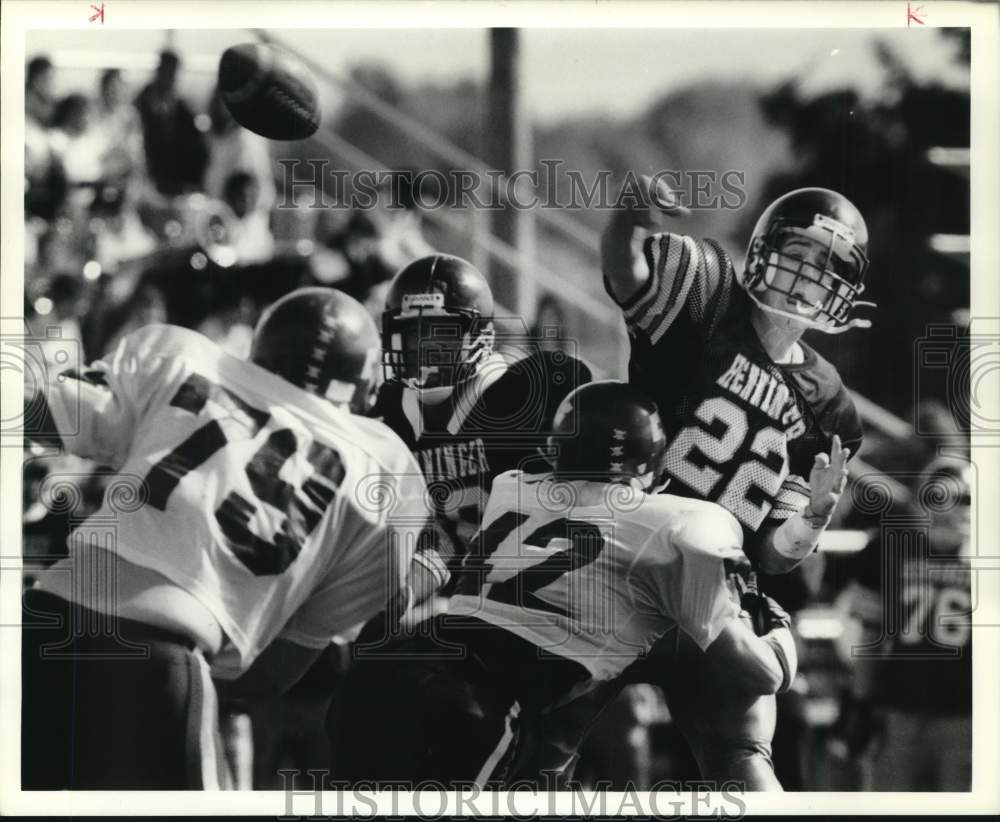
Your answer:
27;272;91;366
831;454;972;790
197;290;257;359
48;94;103;189
370;172;433;271
25;55;64;225
25;121;67;225
92;188;158;274
100;281;168;355
310;175;434;317
93;69;146;191
205;86;276;211
913;399;969;461
321;210;388;306
530;294;571;353
26;55;55;126
222;171;275;265
135;50;208;197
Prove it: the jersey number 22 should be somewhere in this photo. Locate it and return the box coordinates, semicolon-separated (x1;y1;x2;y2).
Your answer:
664;396;788;530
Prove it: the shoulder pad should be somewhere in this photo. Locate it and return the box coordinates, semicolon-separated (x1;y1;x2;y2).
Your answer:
793;345;864;454
345;413;422;478
647;495;744;555
115;323;217;361
485;350;593;431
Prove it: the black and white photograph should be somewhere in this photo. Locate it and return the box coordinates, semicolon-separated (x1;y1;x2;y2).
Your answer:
2;1;998;816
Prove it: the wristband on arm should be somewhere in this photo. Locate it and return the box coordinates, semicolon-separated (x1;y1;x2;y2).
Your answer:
412;545;451;590
771;506;828;562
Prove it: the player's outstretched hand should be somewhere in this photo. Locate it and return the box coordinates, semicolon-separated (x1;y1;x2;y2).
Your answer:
626;173;691;229
806;434;850;524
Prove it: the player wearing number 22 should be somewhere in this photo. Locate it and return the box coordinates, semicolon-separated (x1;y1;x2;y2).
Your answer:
21;288;429;789
332;381;798;787
590;180;872;790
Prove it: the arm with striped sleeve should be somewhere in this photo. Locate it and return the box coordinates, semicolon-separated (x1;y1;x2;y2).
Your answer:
601;209;734;347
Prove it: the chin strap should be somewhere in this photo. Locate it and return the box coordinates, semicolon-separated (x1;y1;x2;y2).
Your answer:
823;300;877;333
746;288;876;334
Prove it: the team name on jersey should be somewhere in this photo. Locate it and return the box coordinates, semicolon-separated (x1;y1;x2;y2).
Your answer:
417;437;490;482
715;353;806;439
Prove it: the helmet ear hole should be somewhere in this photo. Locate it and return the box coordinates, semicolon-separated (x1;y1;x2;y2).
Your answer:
743;237;767;288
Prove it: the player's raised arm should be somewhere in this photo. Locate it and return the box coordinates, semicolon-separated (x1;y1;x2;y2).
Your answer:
600;173;689;304
601;173;734;350
23;327;165;467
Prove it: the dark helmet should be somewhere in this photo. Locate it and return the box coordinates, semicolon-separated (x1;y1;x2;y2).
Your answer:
250;287;380;413
547;380;668;490
381;254;495;391
742;188;874;332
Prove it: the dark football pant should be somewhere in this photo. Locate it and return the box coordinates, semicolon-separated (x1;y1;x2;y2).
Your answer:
509;627;780;791
21;589;226;790
330;628;521;787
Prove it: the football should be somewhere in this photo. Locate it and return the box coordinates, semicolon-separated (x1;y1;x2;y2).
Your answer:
218;43;321;141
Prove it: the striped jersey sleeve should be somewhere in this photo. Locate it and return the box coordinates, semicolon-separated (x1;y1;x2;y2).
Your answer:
604;232;736;346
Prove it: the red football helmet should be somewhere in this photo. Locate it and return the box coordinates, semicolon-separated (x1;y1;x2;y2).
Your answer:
547;380;668;490
250;287;380;413
742;188;874;333
381;254;495;392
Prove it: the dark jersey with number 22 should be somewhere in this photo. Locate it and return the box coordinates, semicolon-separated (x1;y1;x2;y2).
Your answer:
606;232;863;547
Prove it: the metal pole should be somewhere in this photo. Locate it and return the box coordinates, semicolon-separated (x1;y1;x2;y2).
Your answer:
486;28;536;323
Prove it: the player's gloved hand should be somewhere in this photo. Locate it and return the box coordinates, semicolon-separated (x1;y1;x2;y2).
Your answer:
741;590;798;693
805;434;851;526
740;589;792;637
626;173;691;229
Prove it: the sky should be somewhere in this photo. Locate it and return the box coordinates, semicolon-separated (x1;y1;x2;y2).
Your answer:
28;27;968;125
